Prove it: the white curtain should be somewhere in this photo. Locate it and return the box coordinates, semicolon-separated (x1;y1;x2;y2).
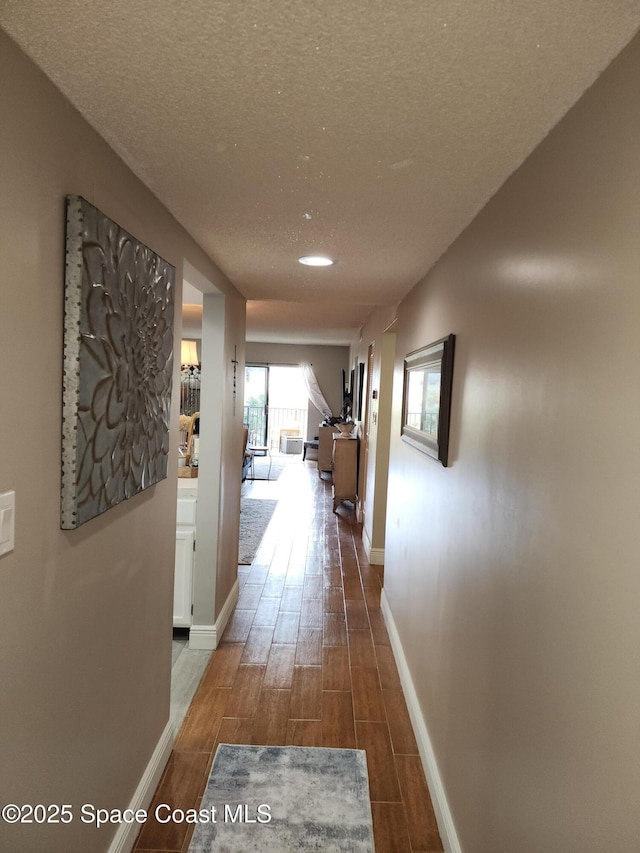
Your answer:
301;362;332;419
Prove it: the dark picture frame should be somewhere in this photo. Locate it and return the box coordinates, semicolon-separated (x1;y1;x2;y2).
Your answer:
401;334;455;466
356;361;365;421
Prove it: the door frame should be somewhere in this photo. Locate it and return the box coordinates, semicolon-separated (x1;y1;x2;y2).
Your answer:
244;363;269;445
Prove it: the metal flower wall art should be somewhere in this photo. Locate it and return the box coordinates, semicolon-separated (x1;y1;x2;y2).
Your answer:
61;196;175;529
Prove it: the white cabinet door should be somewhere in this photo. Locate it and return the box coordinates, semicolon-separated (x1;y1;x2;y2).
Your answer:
174;527;194;627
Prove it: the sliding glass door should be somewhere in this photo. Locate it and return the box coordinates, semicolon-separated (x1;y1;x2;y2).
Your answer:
244;363;309;450
244;365;269;445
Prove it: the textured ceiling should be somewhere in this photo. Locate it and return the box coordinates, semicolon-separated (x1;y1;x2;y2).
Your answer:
2;1;639;343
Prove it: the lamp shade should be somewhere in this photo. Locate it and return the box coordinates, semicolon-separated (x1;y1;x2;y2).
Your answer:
181;340;199;366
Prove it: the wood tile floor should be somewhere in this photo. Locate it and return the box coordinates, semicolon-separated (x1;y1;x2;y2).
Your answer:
133;461;443;853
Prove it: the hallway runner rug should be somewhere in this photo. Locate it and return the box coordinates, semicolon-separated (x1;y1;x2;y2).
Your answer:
188;744;375;852
238;498;278;564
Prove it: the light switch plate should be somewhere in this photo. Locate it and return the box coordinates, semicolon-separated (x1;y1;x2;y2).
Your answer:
0;491;15;556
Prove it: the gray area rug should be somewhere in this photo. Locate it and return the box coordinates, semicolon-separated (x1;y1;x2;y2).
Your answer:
189;744;375;852
238;498;278;564
251;451;306;481
251;455;285;480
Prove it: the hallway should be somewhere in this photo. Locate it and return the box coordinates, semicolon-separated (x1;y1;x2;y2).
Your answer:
133;462;443;853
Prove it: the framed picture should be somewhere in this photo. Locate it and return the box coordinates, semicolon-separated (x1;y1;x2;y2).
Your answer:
356;361;365;421
61;195;175;529
401;334;455;466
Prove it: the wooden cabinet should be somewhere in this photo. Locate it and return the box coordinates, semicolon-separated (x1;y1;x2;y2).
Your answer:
318;426;335;477
332;435;358;511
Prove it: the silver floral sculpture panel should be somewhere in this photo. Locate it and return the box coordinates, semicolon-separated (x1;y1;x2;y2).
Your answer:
61;196;175;529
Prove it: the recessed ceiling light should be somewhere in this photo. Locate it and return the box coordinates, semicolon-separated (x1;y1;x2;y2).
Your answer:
298;255;335;266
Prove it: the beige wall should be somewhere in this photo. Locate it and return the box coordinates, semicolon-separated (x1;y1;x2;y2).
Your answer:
0;32;244;852
245;342;350;438
384;32;640;853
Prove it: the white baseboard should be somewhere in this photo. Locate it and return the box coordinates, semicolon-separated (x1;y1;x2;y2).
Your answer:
381;590;462;853
108;719;174;853
188;624;217;650
362;523;372;556
362;524;385;566
189;578;239;650
368;547;384;566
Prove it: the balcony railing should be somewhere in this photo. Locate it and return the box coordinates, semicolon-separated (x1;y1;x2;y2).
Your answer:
244;406;307;450
406;410;438;436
